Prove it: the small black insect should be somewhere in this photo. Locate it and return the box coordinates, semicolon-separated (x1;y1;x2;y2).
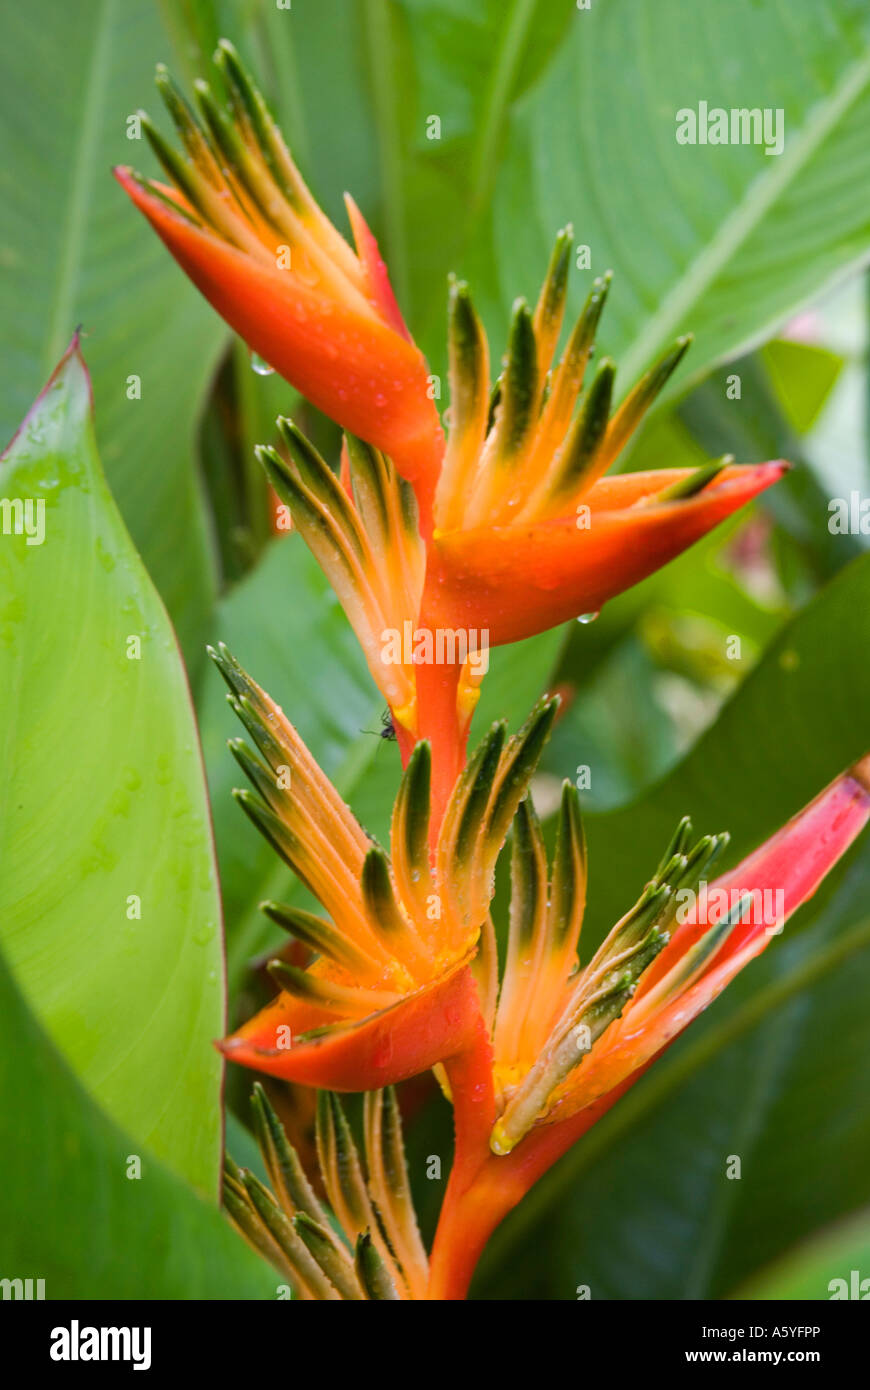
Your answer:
362;709;397;742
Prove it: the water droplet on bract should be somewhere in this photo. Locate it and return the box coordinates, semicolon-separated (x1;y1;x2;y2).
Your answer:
576;610;600;625
250;351;274;377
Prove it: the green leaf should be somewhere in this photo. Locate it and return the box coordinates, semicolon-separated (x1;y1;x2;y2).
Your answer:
401;0;576;218
737;1207;870;1300
473;553;870;1297
407;0;576;355
0;938;273;1299
677;352;864;592
0;343;223;1195
761;339;844;435
481;0;870;404
541;636;683;811
0;0;227;663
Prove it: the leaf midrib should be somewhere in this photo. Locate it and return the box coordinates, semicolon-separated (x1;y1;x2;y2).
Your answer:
469;0;540;206
43;0;115;371
619;46;870;383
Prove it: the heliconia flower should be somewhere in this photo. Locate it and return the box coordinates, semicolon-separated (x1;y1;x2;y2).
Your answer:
253;234;787;814
225;1083;428;1300
114;42;442;482
426;755;870;1298
209;643;556;1091
420;238;787;647
256;422;425;749
407;250;786;815
115;40;789;824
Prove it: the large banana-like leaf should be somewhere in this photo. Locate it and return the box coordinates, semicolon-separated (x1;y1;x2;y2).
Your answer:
0;341;224;1195
479;0;870;398
0;0;226;661
0;940;273;1299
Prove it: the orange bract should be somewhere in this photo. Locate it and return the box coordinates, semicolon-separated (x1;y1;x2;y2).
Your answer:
114;42;442;482
210;644;556;1090
427;462;787;646
226;1084;428;1299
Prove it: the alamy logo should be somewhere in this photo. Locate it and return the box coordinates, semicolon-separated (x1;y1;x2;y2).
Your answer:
829;1270;870;1299
381;621;490;675
828;491;870;535
674;881;785;935
0;496;45;546
676;102;784;156
50;1320;152;1371
0;1276;45;1299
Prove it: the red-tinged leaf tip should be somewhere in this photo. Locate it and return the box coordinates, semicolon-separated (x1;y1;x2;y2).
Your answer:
2;333;94;462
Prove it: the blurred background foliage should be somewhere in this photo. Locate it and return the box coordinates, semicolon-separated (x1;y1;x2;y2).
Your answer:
1;0;869;1299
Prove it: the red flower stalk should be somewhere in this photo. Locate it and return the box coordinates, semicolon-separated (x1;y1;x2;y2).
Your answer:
427;755;870;1298
209;644;556;1091
114;42;442;483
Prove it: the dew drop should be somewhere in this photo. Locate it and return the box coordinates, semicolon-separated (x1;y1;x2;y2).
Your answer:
576;610;600;625
250;351;275;377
